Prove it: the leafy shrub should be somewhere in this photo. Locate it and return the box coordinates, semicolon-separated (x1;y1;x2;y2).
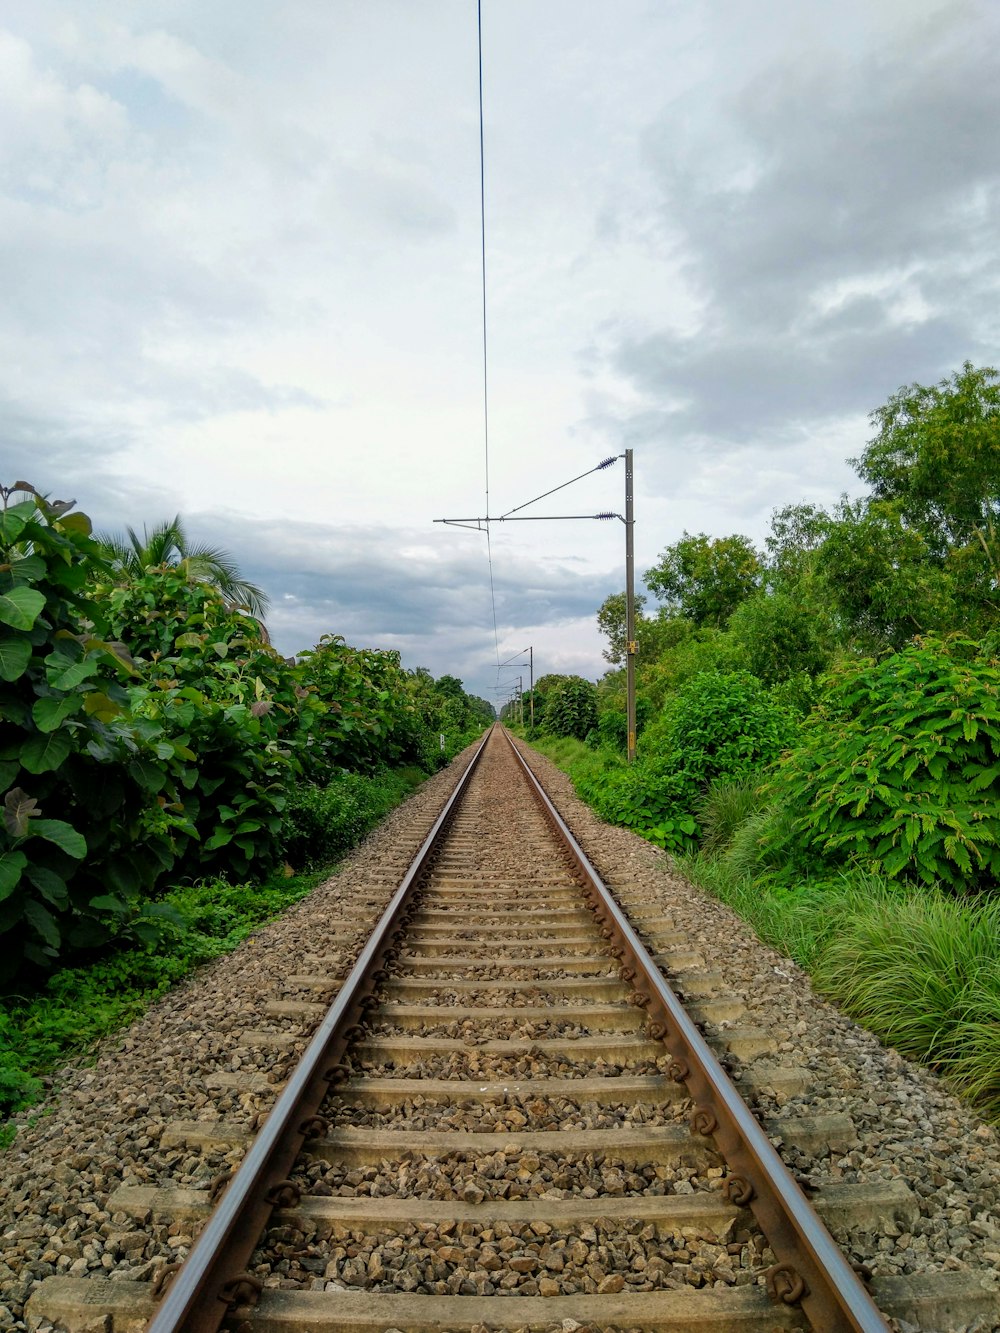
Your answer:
578;762;698;852
280;767;424;869
570;672;797;854
104;566;322;883
0;489;183;976
0;483;482;982
0;867;323;1121
726;591;830;683
543;676;598;740
766;637;1000;889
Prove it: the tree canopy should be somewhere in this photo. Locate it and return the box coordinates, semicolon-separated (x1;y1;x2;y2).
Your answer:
645;532;762;628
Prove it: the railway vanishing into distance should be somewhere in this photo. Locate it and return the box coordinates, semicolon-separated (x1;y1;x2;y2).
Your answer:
17;727;1000;1333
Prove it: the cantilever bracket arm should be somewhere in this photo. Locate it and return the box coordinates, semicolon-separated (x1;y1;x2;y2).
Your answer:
435;513;624;526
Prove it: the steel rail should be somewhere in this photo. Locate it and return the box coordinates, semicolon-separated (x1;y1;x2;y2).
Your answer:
504;727;890;1333
145;727;494;1333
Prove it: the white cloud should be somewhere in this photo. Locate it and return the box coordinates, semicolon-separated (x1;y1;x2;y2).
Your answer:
0;0;996;700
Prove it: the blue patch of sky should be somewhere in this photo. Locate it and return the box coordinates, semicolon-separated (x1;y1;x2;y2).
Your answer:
100;67;192;135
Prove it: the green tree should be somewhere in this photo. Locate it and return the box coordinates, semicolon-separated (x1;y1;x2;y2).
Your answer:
726;591;831;684
97;515;270;621
596;591;647;665
645;532;762;628
596;591;676;666
854;362;1000;555
764;503;835;590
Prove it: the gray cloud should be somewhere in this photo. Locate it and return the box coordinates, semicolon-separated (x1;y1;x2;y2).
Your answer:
198;513;618;696
608;4;1000;466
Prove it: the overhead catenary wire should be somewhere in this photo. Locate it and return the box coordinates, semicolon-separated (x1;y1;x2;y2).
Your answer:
477;0;500;672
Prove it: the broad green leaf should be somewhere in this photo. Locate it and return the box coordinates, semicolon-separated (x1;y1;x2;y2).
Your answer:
32;694;82;732
46;651;98;690
20;729;73;773
82;691;124;723
210;641;229;658
128;759;166;792
82;638;138;675
0;849;27;900
0;585;45;631
30;818;87;858
204;828;233;850
7;554;45;585
23;899;60;947
0;502;34;544
174;632;204;650
25;865;68;907
3;786;39;837
0;632;31;682
0;760;19;788
56;511;92;536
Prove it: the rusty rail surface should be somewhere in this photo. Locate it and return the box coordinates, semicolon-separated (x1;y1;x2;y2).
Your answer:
504;727;889;1333
144;722;889;1332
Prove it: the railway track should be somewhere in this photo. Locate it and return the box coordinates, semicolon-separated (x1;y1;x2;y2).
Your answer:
26;726;999;1332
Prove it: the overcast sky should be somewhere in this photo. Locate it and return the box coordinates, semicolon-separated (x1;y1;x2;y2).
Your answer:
3;1;998;703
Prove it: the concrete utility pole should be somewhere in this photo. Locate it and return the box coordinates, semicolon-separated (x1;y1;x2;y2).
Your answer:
624;448;636;764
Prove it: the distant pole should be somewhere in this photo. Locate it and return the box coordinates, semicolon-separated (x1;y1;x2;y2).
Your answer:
528;645;534;731
625;448;636;764
517;676;524;727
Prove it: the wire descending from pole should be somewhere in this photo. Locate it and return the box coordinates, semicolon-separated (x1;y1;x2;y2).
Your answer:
477;0;500;674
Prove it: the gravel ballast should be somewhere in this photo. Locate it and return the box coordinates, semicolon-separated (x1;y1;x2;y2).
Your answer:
4;731;1000;1332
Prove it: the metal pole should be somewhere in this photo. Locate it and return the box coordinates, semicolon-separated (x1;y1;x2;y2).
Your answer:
625;448;636;764
529;645;534;732
518;676;523;727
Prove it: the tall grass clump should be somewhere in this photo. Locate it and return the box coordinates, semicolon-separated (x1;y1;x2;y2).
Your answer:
813;887;1000;1087
696;779;767;856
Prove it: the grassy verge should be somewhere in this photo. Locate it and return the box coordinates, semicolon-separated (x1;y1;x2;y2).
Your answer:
0;764;428;1140
529;732;1000;1124
682;855;1000;1122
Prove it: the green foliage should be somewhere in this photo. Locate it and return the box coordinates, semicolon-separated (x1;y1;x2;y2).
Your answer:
645;532;762;628
637;624;731;713
0;482;487;982
0;756;430;1124
576;762;698;853
685;852;1000;1121
0;486;173;975
96;514;271;620
818;498;963;650
725;591;830;683
280;766;425;869
104;566;313;884
0;865;323;1120
598;671;797;850
527;674;597;740
544;675;598;740
854;361;1000;554
767;638;1000;890
696;778;767;856
596;591;646;666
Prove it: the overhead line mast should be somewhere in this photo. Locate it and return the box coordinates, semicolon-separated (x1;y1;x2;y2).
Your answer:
436;451;637;763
